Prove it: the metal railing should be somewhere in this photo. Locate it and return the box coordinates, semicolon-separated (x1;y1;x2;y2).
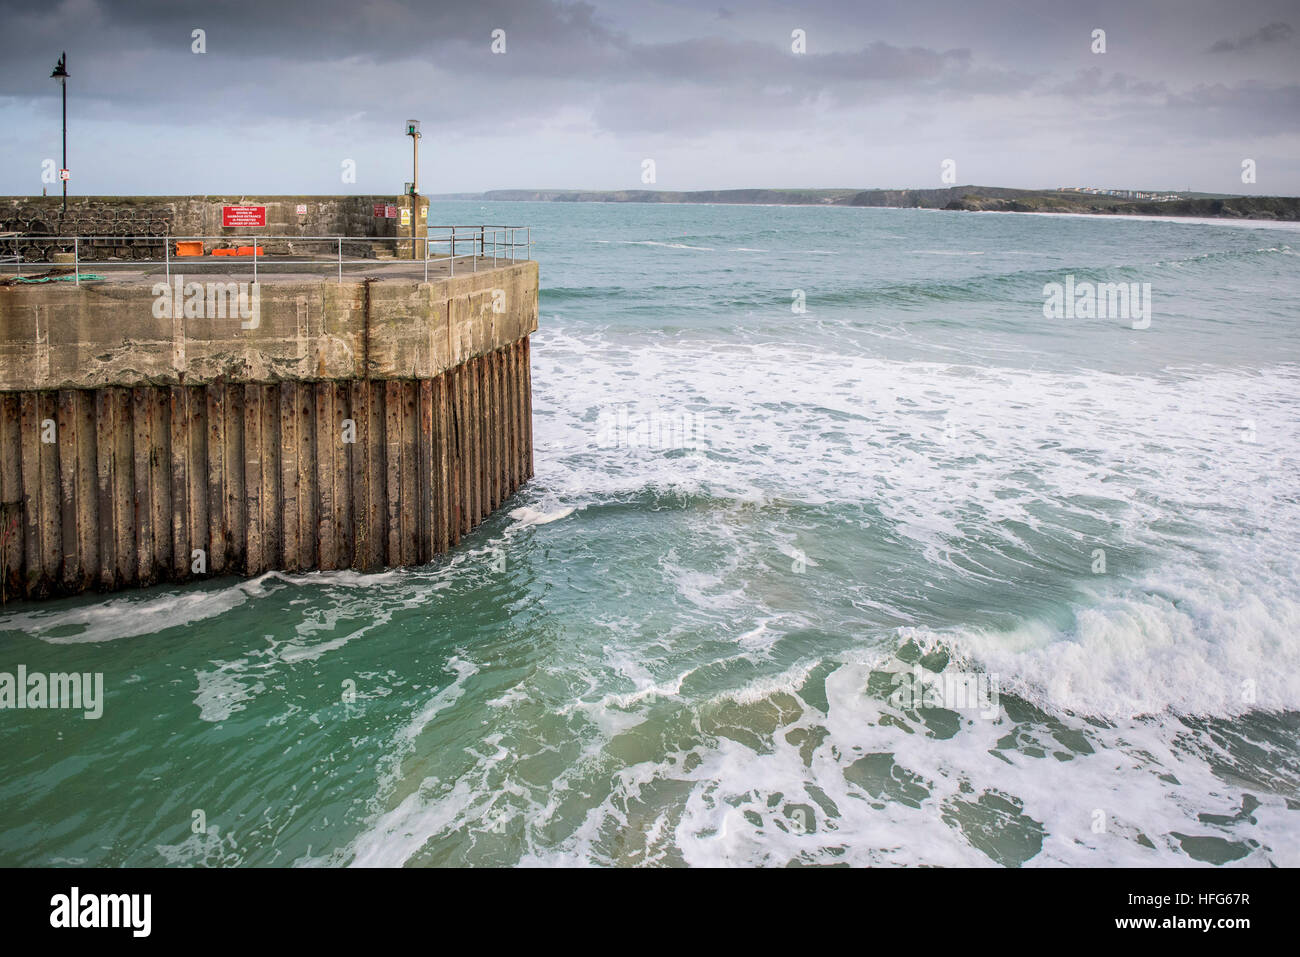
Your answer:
0;226;533;286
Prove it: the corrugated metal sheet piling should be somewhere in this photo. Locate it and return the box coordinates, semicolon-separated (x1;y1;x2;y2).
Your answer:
0;260;537;600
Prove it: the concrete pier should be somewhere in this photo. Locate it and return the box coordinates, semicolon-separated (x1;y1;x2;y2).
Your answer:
0;258;536;600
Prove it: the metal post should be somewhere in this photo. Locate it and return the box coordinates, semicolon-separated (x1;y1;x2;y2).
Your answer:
405;120;422;261
527;227;531;261
424;232;429;283
493;229;497;266
450;227;455;277
253;236;258;283
338;237;342;284
74;236;79;286
165;234;170;283
59;56;68;215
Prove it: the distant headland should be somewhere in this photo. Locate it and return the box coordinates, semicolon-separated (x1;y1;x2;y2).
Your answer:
432;186;1300;222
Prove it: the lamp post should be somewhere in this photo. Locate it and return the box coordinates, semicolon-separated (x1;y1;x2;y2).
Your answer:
406;120;421;260
51;53;69;215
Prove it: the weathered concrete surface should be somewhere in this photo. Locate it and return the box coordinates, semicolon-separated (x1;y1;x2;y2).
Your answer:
0;261;537;601
0;261;538;391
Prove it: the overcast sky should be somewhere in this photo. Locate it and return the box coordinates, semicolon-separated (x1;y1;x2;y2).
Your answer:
1;0;1297;196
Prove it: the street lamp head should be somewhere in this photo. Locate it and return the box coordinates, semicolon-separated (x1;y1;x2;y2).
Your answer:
51;52;68;80
406;119;420;137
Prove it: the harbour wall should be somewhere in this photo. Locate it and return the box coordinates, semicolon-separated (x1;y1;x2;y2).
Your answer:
0;261;537;600
1;194;431;261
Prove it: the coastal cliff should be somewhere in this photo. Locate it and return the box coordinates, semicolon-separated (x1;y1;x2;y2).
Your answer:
433;186;1300;221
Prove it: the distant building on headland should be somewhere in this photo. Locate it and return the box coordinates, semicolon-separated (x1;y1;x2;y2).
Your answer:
1057;186;1183;202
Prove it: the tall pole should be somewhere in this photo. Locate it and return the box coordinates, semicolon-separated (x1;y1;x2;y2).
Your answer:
61;70;66;214
51;53;69;215
412;132;418;259
406;120;421;261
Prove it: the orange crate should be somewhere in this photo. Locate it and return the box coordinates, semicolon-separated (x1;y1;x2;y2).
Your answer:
175;241;204;257
234;246;264;256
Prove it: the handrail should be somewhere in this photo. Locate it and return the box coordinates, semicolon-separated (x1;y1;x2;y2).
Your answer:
0;228;536;286
2;231;532;240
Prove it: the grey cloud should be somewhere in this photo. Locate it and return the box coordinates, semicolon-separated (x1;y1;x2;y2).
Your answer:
1137;81;1300;139
1051;68;1167;98
3;0;1299;193
0;0;1034;138
27;0;617;61
1207;21;1294;53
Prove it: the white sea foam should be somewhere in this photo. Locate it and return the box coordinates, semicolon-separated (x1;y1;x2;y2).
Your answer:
981;209;1300;232
621;240;715;251
508;505;576;526
470;306;1297;865
514;651;1293;867
4;569;405;645
528;323;1300;717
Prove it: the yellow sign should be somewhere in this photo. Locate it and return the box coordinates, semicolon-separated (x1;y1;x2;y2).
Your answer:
400;208;411;226
420;206;428;221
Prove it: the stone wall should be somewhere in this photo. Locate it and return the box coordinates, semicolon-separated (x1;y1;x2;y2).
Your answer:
0;195;407;262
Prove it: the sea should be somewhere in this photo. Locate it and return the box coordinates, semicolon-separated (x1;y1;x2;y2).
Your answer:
2;200;1298;867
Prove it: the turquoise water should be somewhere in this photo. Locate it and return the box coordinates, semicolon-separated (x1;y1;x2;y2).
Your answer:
2;202;1298;866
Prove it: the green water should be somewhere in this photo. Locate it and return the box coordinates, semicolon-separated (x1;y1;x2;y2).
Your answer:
2;202;1298;866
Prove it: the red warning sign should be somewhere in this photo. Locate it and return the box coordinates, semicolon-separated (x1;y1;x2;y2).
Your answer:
222;205;266;227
